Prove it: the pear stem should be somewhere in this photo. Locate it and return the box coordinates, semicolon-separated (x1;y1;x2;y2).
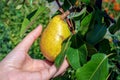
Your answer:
60;10;70;20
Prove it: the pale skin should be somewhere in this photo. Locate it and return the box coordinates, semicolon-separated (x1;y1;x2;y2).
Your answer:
0;25;69;80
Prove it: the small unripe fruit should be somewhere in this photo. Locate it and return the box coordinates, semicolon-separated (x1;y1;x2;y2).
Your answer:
40;11;71;62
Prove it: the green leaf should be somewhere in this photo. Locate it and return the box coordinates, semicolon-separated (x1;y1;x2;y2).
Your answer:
76;53;109;80
80;12;92;28
75;20;80;32
88;10;103;30
79;44;88;66
79;12;92;36
109;16;120;34
70;7;86;21
62;0;77;10
95;39;111;54
66;34;87;70
69;0;77;5
20;6;46;36
86;24;107;45
30;6;46;21
67;47;81;70
62;0;71;10
80;0;90;4
20;18;30;36
55;37;72;68
70;34;84;48
26;9;37;20
55;43;68;68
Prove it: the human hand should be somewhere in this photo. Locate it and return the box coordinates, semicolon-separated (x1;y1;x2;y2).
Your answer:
0;25;69;80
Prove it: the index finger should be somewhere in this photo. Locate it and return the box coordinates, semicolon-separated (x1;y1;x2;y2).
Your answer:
14;25;42;52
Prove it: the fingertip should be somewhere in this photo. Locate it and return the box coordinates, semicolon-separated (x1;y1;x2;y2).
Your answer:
35;24;42;33
38;24;42;30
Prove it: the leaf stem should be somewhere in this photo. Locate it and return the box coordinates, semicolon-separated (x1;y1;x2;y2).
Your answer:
107;53;116;58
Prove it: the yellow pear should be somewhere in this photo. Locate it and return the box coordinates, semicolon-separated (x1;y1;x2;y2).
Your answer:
40;11;71;62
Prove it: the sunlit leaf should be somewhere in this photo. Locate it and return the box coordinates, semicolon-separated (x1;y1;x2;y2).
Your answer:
76;53;108;80
20;6;46;36
30;7;47;21
67;47;81;70
78;12;92;36
20;18;30;36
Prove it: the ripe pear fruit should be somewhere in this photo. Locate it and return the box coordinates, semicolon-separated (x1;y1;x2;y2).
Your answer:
40;12;71;62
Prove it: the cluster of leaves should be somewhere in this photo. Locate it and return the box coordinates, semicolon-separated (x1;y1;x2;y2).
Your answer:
46;0;120;80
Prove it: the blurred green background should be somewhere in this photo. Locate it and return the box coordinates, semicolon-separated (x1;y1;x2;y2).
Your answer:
0;0;50;60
